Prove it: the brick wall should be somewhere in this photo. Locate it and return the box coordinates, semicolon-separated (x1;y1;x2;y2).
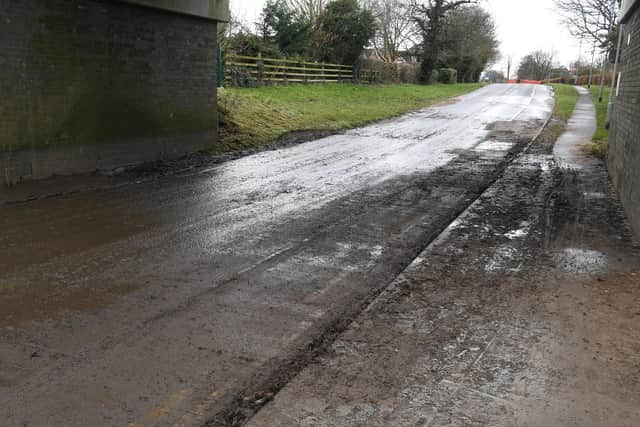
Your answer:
0;0;218;182
609;6;640;237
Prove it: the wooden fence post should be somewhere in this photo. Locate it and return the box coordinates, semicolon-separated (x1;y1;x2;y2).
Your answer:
257;53;264;86
224;54;350;87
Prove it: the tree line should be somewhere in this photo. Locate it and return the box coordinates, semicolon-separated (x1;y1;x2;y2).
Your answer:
223;0;499;84
516;0;620;82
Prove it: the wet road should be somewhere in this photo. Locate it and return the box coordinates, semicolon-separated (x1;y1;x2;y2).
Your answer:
247;85;640;427
0;84;552;426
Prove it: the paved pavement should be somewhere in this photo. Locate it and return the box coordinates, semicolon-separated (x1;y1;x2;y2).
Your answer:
246;87;640;426
1;84;554;426
554;86;598;169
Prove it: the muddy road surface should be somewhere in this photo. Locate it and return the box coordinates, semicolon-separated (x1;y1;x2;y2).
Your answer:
0;84;553;426
247;86;640;427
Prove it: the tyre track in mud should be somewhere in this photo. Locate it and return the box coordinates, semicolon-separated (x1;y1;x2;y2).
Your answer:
204;122;551;427
242;88;640;427
245;130;640;427
0;85;555;427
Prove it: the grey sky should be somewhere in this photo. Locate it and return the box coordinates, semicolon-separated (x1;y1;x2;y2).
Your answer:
231;0;585;74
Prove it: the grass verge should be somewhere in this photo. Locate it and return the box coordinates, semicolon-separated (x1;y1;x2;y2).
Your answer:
549;84;579;140
217;83;483;153
585;84;611;158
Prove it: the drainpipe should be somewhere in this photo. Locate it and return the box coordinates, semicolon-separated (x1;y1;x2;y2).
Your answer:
606;23;624;129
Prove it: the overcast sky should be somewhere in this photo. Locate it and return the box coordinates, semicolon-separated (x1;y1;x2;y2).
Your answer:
231;0;586;74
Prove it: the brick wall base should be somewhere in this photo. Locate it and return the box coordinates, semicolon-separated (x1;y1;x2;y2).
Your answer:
0;0;218;185
609;6;640;237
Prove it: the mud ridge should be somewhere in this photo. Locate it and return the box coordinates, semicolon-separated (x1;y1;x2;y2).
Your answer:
0;129;344;207
202;126;549;427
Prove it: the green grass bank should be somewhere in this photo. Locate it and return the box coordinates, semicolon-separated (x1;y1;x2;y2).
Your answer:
586;85;611;158
551;84;579;121
217;83;483;153
549;84;579;140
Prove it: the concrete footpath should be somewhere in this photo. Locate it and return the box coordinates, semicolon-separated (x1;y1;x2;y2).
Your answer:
244;88;640;426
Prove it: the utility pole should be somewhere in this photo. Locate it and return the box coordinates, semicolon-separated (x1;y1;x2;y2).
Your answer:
575;36;583;85
606;23;624;129
598;54;608;102
599;0;617;102
587;15;600;88
506;56;512;81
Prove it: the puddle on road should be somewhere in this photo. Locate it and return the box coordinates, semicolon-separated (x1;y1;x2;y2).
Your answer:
0;280;141;327
474;141;515;152
583;191;606;200
556;248;608;274
504;221;532;240
294;242;386;272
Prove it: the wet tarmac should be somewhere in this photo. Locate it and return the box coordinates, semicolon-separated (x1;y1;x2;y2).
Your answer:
0;84;555;426
554;86;598;170
246;86;640;427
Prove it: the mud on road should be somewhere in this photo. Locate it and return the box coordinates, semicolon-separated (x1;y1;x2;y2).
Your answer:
246;88;640;427
0;84;568;426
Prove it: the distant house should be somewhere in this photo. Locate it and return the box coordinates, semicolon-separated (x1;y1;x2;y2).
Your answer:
359;46;420;64
609;0;640;236
398;46;421;64
483;70;505;83
359;48;385;63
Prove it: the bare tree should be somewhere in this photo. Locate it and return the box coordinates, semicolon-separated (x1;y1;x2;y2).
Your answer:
286;0;327;27
556;0;620;102
412;0;477;83
221;0;247;37
364;0;419;62
517;50;553;81
555;0;619;52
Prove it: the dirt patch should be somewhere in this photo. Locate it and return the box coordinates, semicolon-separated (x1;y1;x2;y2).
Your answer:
485;120;540;142
124;129;343;176
0;129;343;206
244;129;640;427
199;119;553;426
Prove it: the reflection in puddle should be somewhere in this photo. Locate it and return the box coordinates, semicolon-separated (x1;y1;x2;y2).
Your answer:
583;191;606;199
505;221;531;240
474;141;515;152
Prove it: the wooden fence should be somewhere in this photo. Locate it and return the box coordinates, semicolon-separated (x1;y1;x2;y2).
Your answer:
225;55;353;86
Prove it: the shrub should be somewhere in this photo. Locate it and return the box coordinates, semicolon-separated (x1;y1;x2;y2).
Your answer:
397;63;419;84
229;67;254;87
438;68;458;84
431;69;439;83
353;59;420;84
